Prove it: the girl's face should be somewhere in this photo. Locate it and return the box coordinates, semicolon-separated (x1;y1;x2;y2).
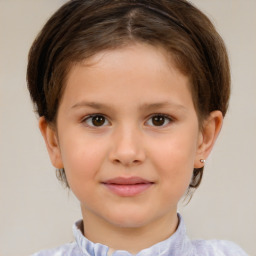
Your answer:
42;43;215;232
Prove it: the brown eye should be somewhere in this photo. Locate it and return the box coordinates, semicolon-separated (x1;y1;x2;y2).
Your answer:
146;114;171;127
92;115;105;126
84;115;109;127
152;116;165;126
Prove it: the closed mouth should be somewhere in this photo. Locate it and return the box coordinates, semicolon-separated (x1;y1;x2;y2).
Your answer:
102;176;154;185
102;176;154;196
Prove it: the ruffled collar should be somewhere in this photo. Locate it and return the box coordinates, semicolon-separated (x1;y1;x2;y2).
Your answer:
72;213;193;256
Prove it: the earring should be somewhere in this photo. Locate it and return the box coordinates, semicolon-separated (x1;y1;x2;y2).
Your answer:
200;159;206;163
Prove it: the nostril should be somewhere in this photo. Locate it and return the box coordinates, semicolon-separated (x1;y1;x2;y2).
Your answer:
112;158;142;166
109;141;146;166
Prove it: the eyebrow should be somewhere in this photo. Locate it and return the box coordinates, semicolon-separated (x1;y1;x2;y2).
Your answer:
139;102;186;112
71;101;187;112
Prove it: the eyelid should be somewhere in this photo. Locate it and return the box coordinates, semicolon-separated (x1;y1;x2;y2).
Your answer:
82;113;111;127
145;113;174;127
80;113;174;128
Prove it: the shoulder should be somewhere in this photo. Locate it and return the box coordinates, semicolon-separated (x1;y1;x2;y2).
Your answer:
30;242;81;256
191;239;248;256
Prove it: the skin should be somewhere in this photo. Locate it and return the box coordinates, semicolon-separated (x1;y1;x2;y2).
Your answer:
39;43;223;253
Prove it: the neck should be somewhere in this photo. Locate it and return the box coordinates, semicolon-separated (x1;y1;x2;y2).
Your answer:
81;209;179;254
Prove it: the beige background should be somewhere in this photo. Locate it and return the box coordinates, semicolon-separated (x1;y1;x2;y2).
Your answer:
0;0;255;255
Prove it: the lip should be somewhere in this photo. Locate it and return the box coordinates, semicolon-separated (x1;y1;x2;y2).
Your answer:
102;176;154;197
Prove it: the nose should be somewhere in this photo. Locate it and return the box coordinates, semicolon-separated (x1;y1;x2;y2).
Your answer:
109;126;146;167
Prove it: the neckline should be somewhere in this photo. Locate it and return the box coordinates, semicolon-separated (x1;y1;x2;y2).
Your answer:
72;213;191;256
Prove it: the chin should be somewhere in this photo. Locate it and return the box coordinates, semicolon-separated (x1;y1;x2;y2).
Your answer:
105;209;152;229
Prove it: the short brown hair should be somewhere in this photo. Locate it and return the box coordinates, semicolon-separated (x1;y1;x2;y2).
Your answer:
27;0;230;191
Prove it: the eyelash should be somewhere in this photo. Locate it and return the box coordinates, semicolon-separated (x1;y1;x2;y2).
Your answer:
146;113;173;127
81;113;173;128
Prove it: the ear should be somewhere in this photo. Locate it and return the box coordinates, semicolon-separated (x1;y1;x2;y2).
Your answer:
38;117;64;169
194;110;223;168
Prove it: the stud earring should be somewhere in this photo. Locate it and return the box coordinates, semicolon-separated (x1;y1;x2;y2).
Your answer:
200;159;206;163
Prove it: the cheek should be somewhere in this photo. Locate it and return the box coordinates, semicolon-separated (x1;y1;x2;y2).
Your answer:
59;133;108;188
151;132;198;166
149;130;198;191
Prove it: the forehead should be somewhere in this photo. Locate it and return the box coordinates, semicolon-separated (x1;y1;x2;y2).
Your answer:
61;43;194;112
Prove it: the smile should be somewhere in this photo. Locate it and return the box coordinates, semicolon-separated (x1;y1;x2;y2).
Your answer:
102;177;154;197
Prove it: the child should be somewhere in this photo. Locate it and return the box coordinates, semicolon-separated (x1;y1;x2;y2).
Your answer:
27;0;248;255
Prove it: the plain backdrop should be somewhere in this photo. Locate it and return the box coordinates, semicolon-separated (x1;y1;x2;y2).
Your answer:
0;0;255;255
